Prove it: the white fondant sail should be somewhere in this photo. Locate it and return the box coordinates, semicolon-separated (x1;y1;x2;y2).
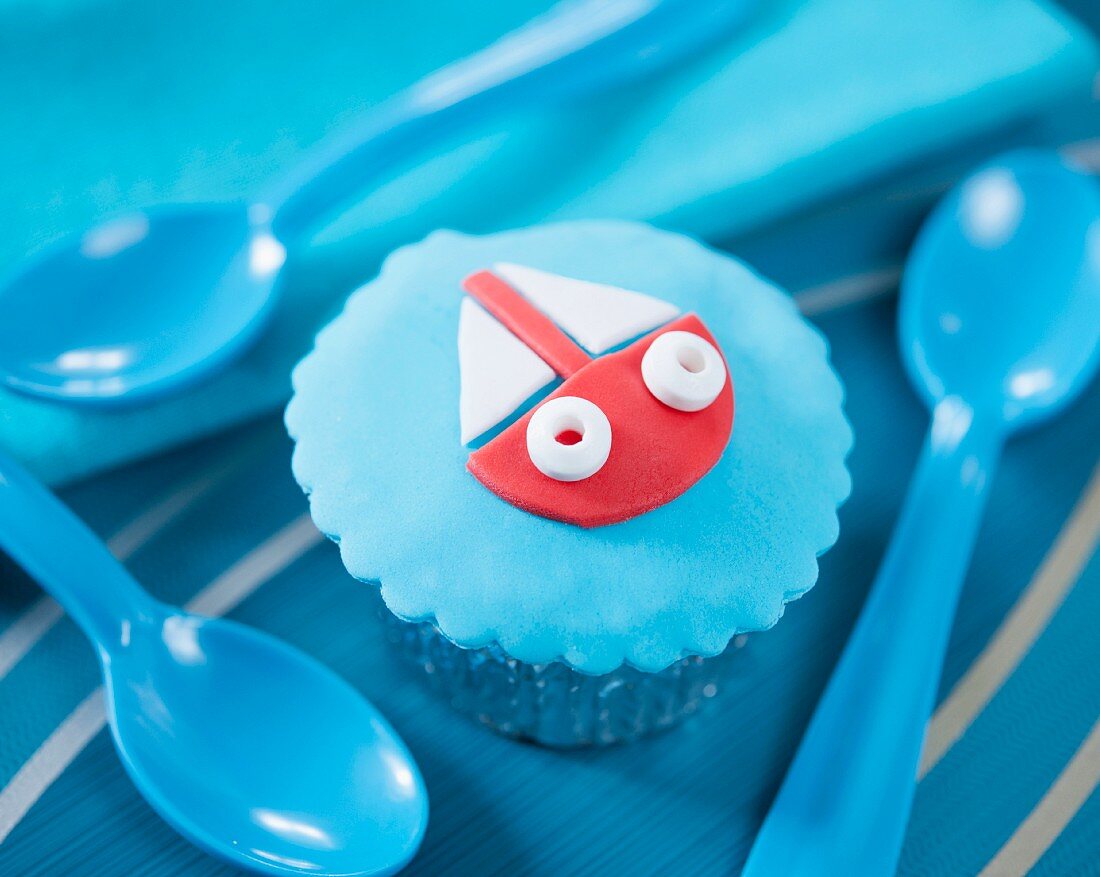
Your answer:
494;262;680;354
458;298;555;445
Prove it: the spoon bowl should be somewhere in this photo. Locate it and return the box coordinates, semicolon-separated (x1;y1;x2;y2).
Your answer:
900;150;1100;428
0;0;755;405
0;448;428;876
0;204;282;404
107;609;426;877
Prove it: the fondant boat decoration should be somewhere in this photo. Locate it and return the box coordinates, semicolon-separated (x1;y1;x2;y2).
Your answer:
458;263;734;528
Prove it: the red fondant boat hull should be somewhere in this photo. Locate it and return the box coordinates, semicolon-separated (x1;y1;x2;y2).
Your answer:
468;314;734;528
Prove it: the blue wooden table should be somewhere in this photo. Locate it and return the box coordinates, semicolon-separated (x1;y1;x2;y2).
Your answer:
2;4;1100;875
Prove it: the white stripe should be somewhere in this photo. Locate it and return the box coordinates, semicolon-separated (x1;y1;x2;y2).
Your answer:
920;462;1100;779
184;515;323;617
1061;138;1100;173
0;465;234;683
788;135;1100;321
104;467;230;561
0;691;105;842
978;717;1100;877
793;267;901;316
0;513;321;844
0;599;64;682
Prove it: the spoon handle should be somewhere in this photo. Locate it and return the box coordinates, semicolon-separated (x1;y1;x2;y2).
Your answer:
0;450;156;650
264;0;752;243
742;397;1002;877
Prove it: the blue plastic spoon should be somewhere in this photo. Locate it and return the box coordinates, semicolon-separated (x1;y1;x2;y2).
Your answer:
0;448;428;877
742;150;1100;876
0;0;753;406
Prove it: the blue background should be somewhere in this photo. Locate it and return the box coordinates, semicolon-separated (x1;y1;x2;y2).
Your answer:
1;1;1099;874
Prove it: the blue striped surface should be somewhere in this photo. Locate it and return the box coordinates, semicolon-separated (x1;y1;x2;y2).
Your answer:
3;7;1100;877
0;260;1097;875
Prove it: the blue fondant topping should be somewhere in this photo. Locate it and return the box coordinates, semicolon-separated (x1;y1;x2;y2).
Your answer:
286;221;852;674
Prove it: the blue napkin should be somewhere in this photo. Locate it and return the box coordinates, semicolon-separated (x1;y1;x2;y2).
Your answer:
1;0;1095;485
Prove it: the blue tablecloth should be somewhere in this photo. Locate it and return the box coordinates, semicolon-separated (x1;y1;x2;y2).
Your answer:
2;2;1100;875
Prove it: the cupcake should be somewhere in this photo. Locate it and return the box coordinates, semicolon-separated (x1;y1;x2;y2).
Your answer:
286;221;851;747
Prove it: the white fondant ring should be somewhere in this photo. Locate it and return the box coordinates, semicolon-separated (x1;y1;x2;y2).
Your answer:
641;331;727;412
526;396;612;482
